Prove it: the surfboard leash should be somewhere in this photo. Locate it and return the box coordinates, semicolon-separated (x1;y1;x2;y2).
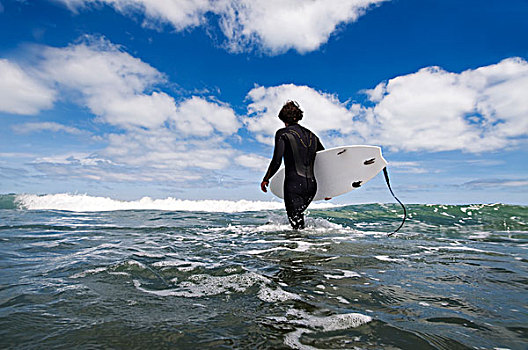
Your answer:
383;167;406;236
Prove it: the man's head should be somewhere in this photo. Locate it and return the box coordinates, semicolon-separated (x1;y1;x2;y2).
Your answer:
278;100;303;125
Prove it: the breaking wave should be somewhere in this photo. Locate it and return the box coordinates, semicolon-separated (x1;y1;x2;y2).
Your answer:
0;193;335;212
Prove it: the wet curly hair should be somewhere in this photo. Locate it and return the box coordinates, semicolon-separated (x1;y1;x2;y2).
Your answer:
278;100;303;124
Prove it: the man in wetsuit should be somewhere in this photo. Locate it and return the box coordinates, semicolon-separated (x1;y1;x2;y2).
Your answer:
260;101;325;229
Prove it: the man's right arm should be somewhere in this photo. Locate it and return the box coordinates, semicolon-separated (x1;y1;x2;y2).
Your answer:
262;130;285;183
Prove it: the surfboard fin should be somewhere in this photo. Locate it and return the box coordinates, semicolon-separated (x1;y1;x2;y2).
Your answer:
383;167;406;237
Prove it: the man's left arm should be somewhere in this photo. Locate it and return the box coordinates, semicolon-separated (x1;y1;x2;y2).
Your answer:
316;136;325;152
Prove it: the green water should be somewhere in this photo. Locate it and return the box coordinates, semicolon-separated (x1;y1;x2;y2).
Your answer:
0;200;526;349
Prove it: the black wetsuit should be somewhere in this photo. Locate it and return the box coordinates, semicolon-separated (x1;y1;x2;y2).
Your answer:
263;124;324;229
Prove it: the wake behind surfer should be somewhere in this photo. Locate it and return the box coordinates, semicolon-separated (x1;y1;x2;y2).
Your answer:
260;101;325;229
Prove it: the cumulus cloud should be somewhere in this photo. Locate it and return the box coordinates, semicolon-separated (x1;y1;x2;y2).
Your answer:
33;134;237;185
245;84;365;145
235;153;269;170
12;122;82;134
28;125;240;185
37;38;174;128
2;37;243;185
0;59;56;115
246;58;528;153
173;96;240;136
102;128;235;171
365;57;528;152
57;0;387;54
60;0;212;30
216;0;388;54
33;37;241;134
4;36;527;189
40;39;241;182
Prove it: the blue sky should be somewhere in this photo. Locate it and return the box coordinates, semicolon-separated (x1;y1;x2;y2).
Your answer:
0;0;527;204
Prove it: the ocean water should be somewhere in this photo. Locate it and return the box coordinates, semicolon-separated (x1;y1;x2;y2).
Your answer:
0;194;526;349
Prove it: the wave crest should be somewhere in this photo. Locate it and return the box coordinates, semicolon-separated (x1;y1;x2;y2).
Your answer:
10;193;334;212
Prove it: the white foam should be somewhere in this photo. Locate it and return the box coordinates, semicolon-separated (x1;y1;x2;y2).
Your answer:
70;259;150;279
287;309;372;330
417;245;501;254
133;269;308;305
107;272;130;276
70;267;107;279
335;296;350;304
207;222;292;235
152;259;211;271
133;251;166;258
461;204;498;213
468;231;493;239
243;239;327;255
15;193;335;212
324;269;361;279
305;217;345;230
134;272;271;298
375;255;405;262
125;259;147;268
282;309;372;349
257;285;302;302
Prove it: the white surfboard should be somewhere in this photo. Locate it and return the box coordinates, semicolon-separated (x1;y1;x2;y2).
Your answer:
269;145;387;201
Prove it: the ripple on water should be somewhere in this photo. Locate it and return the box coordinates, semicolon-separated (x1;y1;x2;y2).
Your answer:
1;204;527;349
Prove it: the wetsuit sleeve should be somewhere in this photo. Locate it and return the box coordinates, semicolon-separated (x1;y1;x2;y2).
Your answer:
263;130;286;182
316;136;325;151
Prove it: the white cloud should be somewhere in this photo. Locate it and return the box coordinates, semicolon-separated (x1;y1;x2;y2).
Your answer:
245;84;365;145
38;37;173;128
366;57;528;152
36;152;109;165
388;161;427;174
12;122;82;134
0;59;56;115
102;127;235;171
57;0;387;54
60;0;212;30
40;38;163;93
35;37;242;134
6;36;527;189
173;96;240;136
91;91;177;128
217;0;388;54
3;37;243;185
235;153;269;170
462;178;528;188
33;128;238;185
246;58;528;153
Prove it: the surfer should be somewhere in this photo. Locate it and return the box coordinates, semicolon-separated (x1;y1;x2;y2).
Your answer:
260;101;325;229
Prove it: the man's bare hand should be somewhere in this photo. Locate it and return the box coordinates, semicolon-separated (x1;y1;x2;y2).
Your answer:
261;180;269;193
